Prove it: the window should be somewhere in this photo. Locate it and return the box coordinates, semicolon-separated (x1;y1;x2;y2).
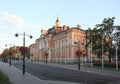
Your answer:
59;41;60;48
82;39;85;45
65;38;67;46
53;43;55;48
77;38;79;42
83;50;85;52
62;40;64;47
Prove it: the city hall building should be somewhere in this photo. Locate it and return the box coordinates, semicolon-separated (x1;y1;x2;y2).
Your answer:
29;17;91;63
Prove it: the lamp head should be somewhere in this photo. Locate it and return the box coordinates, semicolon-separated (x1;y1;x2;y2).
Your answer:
30;35;33;39
15;33;18;37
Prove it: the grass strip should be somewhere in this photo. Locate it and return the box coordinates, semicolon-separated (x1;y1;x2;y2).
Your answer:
0;70;12;84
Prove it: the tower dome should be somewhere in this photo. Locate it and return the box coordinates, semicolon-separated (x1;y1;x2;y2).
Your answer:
55;17;60;27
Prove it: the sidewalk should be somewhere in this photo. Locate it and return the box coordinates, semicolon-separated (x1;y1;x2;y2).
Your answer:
0;61;80;84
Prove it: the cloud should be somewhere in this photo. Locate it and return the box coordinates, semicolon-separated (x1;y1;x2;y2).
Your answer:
0;12;11;23
11;15;24;28
0;11;40;30
1;11;9;17
0;11;24;29
0;12;13;24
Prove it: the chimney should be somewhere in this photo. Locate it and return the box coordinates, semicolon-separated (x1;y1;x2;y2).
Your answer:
63;25;67;30
77;24;81;29
41;29;48;35
67;26;69;29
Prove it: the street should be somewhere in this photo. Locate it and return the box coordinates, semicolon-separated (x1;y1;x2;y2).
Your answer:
12;61;120;84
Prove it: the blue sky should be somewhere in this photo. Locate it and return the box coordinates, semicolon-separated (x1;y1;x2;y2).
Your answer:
0;0;120;52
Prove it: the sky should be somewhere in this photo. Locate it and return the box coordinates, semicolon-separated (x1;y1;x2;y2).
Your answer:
0;0;120;52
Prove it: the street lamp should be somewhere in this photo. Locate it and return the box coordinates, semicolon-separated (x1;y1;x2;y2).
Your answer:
76;49;82;70
5;44;14;66
15;32;32;75
75;40;82;70
83;54;87;84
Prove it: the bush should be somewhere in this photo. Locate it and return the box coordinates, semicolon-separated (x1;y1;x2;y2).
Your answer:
93;61;120;67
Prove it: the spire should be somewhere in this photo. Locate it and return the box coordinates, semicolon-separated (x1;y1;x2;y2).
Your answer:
55;17;60;27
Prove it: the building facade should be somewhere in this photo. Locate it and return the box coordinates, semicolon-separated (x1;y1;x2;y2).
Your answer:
29;17;90;63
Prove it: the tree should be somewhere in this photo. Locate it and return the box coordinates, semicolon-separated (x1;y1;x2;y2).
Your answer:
86;27;103;61
95;17;119;63
86;17;120;63
114;26;120;61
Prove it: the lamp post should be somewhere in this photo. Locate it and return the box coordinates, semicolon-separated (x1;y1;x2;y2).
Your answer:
83;54;87;84
5;44;13;66
9;45;11;66
76;49;82;70
75;40;82;70
15;32;32;75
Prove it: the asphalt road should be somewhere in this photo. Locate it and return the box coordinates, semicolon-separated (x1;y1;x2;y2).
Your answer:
12;61;120;84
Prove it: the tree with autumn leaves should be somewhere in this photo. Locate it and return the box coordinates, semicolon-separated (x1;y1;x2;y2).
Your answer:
0;46;15;62
0;46;30;60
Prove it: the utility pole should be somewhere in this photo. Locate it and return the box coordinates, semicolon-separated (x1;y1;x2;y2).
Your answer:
90;35;93;68
102;35;104;69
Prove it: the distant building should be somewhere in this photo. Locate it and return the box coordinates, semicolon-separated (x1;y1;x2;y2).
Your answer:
29;17;91;63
